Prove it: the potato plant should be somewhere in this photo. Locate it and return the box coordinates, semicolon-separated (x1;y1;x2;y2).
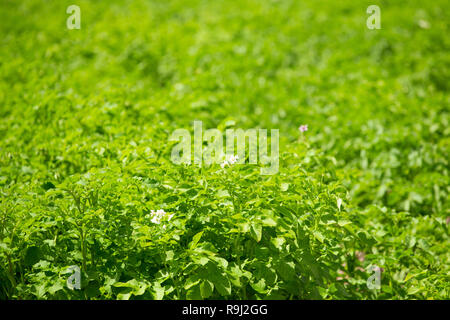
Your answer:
0;0;448;299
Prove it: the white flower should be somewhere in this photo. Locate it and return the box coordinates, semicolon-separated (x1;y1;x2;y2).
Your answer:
149;209;173;224
228;155;239;164
151;215;161;224
221;155;239;168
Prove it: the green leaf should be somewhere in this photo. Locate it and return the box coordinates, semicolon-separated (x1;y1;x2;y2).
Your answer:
184;275;201;290
190;231;204;249
24;246;41;266
251;223;262;242
208;271;231;296
407;286;421;295
186;283;202;300
313;231;325;243
261;217;277;227
250;278;267;293
152;281;165;300
275;261;296;281
117;292;132;300
200;280;214;299
337;220;351;227
215;277;231;296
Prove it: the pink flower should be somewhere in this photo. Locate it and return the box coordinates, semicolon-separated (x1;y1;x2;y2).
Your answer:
355;251;365;262
299;124;308;132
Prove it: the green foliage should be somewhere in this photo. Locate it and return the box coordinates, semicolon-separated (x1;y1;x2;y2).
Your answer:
0;0;448;299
